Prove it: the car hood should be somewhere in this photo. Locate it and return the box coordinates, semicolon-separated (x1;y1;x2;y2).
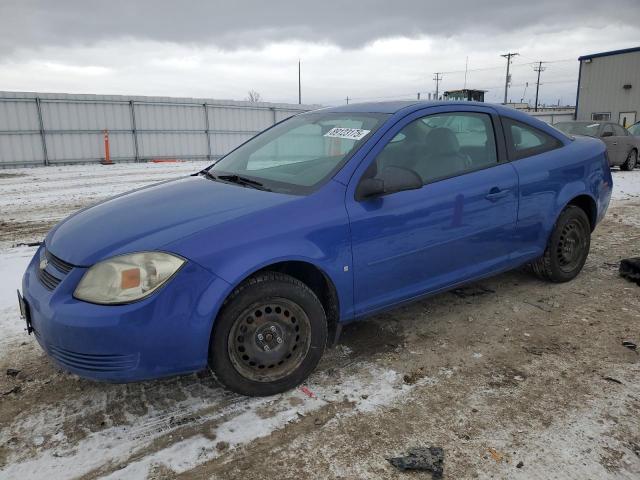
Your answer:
45;175;294;266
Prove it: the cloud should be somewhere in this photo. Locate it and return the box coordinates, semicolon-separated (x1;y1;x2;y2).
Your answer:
0;1;638;107
0;0;638;55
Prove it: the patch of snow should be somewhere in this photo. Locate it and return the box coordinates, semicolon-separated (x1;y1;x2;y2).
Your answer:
0;246;37;352
611;170;640;202
0;367;432;479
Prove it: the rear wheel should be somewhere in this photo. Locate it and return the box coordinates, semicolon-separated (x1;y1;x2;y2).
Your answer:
209;272;327;396
621;149;637;171
531;205;591;283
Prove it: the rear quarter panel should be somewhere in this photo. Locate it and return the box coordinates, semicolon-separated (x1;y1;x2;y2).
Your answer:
510;135;611;260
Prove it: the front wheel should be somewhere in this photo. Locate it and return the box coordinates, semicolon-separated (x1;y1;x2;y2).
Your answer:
209;272;327;396
531;205;591;283
621;150;637;171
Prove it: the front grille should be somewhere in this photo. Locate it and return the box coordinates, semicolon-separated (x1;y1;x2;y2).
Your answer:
38;268;61;290
48;345;139;372
46;250;73;274
37;247;75;291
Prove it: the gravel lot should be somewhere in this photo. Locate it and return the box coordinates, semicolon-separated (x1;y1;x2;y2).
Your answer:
0;162;639;479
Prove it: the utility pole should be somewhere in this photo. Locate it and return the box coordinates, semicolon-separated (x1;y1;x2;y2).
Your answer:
345;96;350;104
298;59;301;104
500;52;518;104
433;73;443;100
533;61;546;112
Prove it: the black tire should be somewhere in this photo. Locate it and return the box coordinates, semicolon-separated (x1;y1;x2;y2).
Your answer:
531;205;591;283
209;271;327;396
621;149;637;171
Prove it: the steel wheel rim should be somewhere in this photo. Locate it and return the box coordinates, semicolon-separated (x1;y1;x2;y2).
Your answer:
228;298;311;383
556;218;587;272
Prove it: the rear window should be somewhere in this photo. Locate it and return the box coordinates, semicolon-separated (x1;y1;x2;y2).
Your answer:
502;117;563;161
554;122;600;137
612;124;628;136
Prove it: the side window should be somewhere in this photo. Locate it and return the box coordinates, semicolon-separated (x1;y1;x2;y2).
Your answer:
602;124;614;137
502;117;562;160
372;112;498;185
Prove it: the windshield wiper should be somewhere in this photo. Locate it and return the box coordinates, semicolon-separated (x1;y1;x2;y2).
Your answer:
217;174;271;191
200;170;217;181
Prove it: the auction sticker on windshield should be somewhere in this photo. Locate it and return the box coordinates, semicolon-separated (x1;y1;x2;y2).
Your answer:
324;127;371;141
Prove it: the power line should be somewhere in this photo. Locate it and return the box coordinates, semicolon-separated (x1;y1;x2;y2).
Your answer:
321;55;579;105
501;52;519;103
437;58;574;77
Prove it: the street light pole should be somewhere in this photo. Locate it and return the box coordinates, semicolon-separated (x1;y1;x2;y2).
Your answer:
298;59;301;105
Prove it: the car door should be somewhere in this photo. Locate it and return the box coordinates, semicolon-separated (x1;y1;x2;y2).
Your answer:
345;106;519;316
600;123;621;165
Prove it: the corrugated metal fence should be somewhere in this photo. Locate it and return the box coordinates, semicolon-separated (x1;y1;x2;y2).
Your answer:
0;91;316;168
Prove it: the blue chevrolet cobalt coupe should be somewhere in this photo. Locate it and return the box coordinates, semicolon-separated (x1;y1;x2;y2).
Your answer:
19;101;612;396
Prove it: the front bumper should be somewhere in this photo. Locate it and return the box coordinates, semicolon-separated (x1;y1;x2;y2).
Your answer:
21;246;230;382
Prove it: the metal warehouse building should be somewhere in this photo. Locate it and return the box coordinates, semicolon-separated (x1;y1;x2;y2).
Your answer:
0;91;316;168
575;46;640;126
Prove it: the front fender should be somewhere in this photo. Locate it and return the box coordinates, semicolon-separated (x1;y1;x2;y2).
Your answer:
164;180;355;321
210;249;351;321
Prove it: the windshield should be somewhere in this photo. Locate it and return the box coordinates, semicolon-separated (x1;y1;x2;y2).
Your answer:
629;123;640;136
554;122;600;137
207;112;389;194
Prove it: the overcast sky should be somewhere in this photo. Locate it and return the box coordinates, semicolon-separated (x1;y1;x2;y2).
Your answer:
0;0;638;106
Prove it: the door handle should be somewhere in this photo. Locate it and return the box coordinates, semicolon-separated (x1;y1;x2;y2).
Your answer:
612;142;618;146
485;187;510;201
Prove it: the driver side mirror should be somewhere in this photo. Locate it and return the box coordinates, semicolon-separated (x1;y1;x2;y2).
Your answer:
601;131;614;138
356;165;422;200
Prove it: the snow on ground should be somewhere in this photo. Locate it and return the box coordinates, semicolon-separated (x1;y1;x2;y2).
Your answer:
610;170;640;227
611;169;640;201
0;365;431;480
0;161;210;248
0;161;208;217
0;246;37;349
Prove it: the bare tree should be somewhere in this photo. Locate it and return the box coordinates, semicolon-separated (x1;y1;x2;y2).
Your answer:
246;90;262;102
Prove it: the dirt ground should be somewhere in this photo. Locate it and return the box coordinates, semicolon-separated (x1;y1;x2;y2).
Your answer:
0;163;639;479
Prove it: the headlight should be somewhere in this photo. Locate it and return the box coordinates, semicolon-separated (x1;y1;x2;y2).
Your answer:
74;252;185;305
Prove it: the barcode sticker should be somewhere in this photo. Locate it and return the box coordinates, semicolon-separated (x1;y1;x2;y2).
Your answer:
324;127;371;141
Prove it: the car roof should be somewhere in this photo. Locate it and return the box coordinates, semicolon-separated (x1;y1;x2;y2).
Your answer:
317;100;512;115
556;120;600;124
313;100;567;143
